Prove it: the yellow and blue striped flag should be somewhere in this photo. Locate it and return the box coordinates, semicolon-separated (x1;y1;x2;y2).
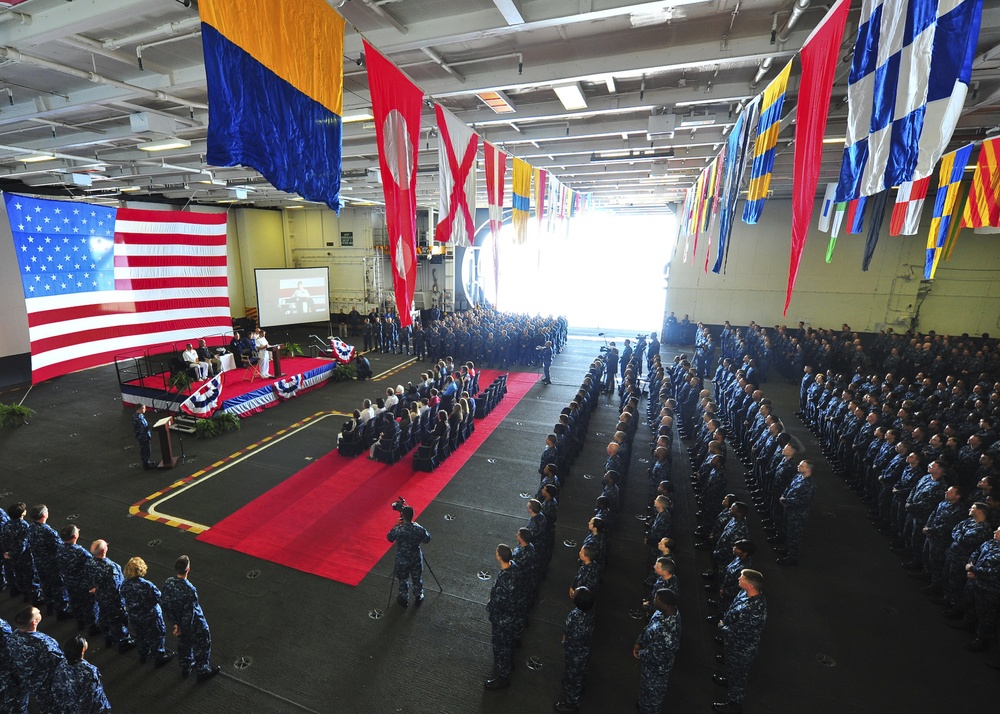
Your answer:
925;143;974;279
742;59;793;224
199;0;345;211
512;157;531;244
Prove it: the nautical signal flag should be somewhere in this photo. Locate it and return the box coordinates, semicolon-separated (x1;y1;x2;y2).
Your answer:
743;59;793;225
836;0;984;202
435;105;478;246
365;40;422;327
512;157;532;245
199;0;345;211
534;167;547;228
925;143;975;279
714;95;760;274
962;137;1000;229
889;177;931;236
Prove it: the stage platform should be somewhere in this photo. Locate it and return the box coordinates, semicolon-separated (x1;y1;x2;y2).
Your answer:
120;356;338;418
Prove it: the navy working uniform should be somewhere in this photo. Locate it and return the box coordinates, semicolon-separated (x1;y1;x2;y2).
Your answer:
561;604;596;708
121;576;169;664
0;619;28;713
487;563;519;680
86;555;133;649
132;408;156;470
8;625;64;712
780;475;817;561
721;590;768;706
52;658;111;714
636;608;681;714
386;518;432;605
27;520;68;615
2;515;37;600
56;540;98;631
160;575;214;678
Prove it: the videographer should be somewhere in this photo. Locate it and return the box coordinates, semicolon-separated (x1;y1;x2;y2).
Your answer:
386;502;431;607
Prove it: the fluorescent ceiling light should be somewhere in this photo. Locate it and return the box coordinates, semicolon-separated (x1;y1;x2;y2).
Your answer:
120;186;142;192
822;136;845;144
477;90;516;114
680;113;716;127
553;83;587;111
16;152;57;163
605;77;616;93
343;111;374;124
137;137;192;152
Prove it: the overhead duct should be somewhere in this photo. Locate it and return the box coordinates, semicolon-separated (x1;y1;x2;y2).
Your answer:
750;0;810;89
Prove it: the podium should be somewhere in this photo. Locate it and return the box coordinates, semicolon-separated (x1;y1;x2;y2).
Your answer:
153;416;179;469
269;345;282;377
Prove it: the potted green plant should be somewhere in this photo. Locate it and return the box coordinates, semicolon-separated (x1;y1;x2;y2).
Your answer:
168;371;194;393
0;403;35;428
212;411;241;433
193;418;220;440
282;342;304;358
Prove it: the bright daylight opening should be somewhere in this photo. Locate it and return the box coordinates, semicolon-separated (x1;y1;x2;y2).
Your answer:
479;211;678;332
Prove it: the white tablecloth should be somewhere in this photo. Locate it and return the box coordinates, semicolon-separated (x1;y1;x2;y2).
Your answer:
219;353;236;372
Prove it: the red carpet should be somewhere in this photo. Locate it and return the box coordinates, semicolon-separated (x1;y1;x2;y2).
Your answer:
196;370;537;585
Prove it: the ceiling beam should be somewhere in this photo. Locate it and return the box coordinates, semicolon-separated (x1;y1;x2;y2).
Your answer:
0;0;174;47
492;0;525;26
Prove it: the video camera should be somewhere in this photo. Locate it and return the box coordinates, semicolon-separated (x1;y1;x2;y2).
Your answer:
391;496;407;512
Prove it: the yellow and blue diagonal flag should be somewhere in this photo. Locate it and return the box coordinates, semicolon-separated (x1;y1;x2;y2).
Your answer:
925;143;974;279
742;59;793;224
199;0;345;211
512;157;532;244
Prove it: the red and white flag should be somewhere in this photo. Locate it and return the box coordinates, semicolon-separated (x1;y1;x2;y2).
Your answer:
3;194;230;384
365;40;421;327
484;141;507;242
534;167;547;228
434;104;478;246
890;177;931;236
484;141;507;306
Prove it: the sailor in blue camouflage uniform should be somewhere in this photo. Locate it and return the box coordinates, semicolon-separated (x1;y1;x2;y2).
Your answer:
52;635;111;714
713;540;755;611
776;461;818;565
942;502;992;611
8;605;65;713
120;557;173;667
386;505;432;607
56;525;99;634
920;486;966;589
2;502;38;602
713;569;768;714
962;525;1000;653
485;544;519;690
85;540;135;652
0;616;28;714
132;404;157;470
709;502;750;577
570;545;600;599
554;586;596;712
633;588;680;714
511;528;539;627
160;555;220;682
26;505;70;620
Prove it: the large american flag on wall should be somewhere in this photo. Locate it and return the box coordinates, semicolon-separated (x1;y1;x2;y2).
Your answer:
4;194;230;384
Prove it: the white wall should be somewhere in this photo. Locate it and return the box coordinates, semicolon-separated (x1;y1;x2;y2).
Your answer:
666;197;1000;335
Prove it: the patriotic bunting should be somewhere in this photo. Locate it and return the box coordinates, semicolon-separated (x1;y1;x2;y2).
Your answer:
330;336;356;364
743;59;793;224
180;375;224;417
925;143;975;279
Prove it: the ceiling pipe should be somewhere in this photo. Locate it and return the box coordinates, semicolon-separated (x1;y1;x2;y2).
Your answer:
58;34;173;75
136;31;201;71
420;47;465;82
0;46;209;111
361;0;408;35
0;11;30;26
101;16;201;50
750;0;810;89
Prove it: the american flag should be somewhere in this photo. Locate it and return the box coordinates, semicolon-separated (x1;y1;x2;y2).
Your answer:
4;194;230;384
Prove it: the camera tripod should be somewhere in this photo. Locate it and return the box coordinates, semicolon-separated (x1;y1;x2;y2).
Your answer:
385;552;443;611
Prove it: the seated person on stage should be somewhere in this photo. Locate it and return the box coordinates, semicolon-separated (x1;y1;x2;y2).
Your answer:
355;355;372;381
198;339;222;375
182;343;210;380
229;332;245;358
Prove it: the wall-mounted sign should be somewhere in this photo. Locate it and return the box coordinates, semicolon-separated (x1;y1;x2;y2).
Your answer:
340;231;354;247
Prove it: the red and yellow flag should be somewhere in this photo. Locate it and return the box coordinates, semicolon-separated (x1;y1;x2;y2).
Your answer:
962;137;1000;228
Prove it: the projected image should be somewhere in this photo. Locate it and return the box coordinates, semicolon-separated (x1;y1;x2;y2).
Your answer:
255;267;331;327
